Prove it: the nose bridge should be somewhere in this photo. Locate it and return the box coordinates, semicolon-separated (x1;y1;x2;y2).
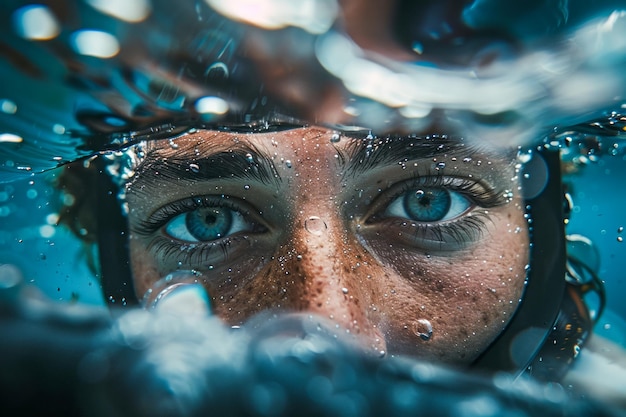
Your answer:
282;199;380;344
290;212;345;311
269;129;386;352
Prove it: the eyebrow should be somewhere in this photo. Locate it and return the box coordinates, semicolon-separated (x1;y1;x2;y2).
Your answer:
339;135;503;178
132;145;281;188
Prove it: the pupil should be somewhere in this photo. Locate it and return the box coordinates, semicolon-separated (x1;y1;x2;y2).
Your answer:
404;188;450;222
418;194;432;206
186;207;233;241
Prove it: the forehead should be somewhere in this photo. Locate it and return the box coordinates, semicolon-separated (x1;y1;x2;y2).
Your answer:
141;126;516;163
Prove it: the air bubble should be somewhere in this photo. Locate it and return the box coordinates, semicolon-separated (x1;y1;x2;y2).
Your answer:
206;62;229;80
0;100;17;114
304;216;327;236
0;133;23;143
341;287;349;294
189;163;200;173
71;29;120;59
330;133;341;143
284;160;292;168
13;5;60;40
414;319;433;341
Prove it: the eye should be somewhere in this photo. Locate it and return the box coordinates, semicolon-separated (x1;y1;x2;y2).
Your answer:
165;206;256;242
384;187;472;223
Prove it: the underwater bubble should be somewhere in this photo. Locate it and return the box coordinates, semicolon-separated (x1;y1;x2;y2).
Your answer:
618;226;623;233
284;160;292;168
517;153;532;164
206;62;230;80
618;237;623;243
52;124;66;134
71;30;120;59
0;133;23;143
342;287;349;294
435;162;446;170
189;163;200;173
330;133;341;143
0;264;23;289
519;152;549;200
195;96;230;115
207;0;338;34
0;100;17;115
13;4;60;41
304;216;327;236
245;153;254;163
39;225;55;238
85;0;151;23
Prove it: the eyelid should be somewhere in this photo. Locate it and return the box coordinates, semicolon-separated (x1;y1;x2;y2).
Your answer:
362;174;506;223
133;195;268;238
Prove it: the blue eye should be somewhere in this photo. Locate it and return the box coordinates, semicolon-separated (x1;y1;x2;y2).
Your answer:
385;187;472;222
165;206;253;242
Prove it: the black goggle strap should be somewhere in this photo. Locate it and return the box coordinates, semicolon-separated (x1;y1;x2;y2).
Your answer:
526;242;607;381
95;155;138;307
472;147;567;376
526;267;604;382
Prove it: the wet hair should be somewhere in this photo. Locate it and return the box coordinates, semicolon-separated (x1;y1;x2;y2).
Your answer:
56;161;101;274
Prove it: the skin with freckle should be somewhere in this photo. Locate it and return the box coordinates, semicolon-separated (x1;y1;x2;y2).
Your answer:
126;127;529;364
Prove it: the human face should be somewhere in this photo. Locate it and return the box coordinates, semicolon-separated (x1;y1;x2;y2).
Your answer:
125;126;529;364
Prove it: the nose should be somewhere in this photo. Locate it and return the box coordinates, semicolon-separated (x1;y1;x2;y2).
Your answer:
273;211;388;356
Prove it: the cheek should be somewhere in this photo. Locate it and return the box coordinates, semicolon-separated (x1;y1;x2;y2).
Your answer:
377;217;529;363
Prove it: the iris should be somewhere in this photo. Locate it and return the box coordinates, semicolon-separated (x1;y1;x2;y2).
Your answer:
185;207;233;241
403;188;451;222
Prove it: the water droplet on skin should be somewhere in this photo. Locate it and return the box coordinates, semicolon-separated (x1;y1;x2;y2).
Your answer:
304;216;327;236
414;319;433;341
189;163;200;173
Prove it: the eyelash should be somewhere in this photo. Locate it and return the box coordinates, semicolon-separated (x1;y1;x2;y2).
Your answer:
134;174;507;265
134;197;255;237
365;174;506;248
133;197;263;267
